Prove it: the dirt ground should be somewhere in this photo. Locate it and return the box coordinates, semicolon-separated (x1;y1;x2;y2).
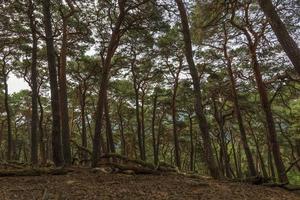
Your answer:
0;168;299;200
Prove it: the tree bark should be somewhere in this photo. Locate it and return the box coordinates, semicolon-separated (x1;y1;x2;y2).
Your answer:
132;65;145;161
151;90;158;165
188;114;194;172
104;94;115;153
42;0;64;166
79;82;88;162
251;49;288;183
2;67;12;161
117;100;126;156
258;0;300;75
170;65;181;169
58;18;72;165
175;0;220;178
222;24;257;177
28;0;39;166
248;120;268;178
92;0;126;167
141;89;146;160
38;95;46;164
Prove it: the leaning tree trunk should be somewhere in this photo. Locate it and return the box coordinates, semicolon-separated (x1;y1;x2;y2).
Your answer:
250;48;288;183
223;24;257;177
28;0;39;165
92;1;126;167
175;0;220;178
42;0;64;166
258;0;300;75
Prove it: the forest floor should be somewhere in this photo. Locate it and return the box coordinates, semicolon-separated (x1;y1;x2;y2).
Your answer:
0;167;299;200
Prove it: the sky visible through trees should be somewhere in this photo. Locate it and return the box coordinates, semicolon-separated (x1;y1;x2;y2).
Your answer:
0;0;300;198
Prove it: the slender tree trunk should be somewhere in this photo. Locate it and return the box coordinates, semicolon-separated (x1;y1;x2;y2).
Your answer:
132;67;145;161
42;0;64;166
141;90;146;160
175;0;220;178
2;63;12;161
188;114;194;172
268;146;276;182
92;1;125;167
104;94;115;153
117;101;126;156
156;110;166;165
151;91;158;165
250;49;288;182
230;130;241;178
28;0;39;165
223;26;257;176
212;99;231;178
248;121;268;178
79;83;88;161
38;95;46;164
58;18;72;165
258;0;300;75
172;76;181;168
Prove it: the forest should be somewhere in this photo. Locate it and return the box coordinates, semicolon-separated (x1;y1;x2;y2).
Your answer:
0;0;300;199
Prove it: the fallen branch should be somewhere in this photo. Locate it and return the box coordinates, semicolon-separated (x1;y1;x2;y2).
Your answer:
285;157;300;174
70;140;92;155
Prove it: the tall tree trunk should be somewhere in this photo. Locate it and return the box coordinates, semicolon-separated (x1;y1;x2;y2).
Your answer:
247;121;268;178
42;0;64;166
151;90;158;165
250;49;288;182
132;66;145;161
1;61;12;161
38;95;46;164
175;0;220;178
188;114;194;172
117;101;126;156
141;90;146;160
212;99;231;178
171;72;181;168
230;130;241;178
59;18;72;165
92;1;126;167
79;83;88;161
223;25;257;177
28;0;39;165
156;110;166;165
258;0;300;75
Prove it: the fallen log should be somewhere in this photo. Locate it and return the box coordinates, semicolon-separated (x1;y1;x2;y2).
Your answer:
100;154;156;169
70;140;92;155
98;162;160;175
0;167;70;177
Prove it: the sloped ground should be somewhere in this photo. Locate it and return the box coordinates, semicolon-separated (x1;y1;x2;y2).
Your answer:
0;168;298;200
